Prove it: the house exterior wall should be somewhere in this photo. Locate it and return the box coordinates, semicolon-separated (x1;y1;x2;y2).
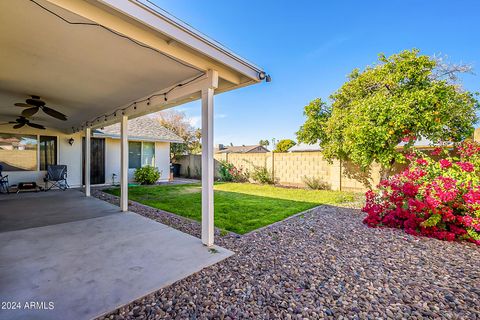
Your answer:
155;141;171;181
0;125;171;188
105;139;171;184
0;127;83;188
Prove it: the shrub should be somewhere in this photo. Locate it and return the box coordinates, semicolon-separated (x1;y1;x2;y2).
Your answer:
303;176;330;190
218;161;248;182
250;165;274;184
363;140;480;245
134;165;161;185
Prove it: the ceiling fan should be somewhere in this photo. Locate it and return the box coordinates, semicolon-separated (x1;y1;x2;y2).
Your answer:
14;95;67;121
0;116;46;130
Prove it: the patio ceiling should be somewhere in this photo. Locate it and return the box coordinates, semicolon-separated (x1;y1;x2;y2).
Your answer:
0;0;264;133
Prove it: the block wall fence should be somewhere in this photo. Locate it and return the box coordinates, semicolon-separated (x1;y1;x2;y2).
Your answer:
174;152;390;192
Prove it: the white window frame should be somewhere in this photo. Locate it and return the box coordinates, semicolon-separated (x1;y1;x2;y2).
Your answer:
129;140;155;169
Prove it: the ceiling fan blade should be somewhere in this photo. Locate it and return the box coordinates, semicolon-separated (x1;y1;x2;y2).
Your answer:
26;98;45;107
21;107;39;117
13;123;25;129
14;103;34;108
42;106;67;121
27;122;46;130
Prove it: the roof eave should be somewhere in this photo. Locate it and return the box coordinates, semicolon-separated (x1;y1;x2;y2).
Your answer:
96;0;264;81
93;132;183;143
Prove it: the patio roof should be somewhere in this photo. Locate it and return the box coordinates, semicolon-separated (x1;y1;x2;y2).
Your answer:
0;0;266;133
0;0;266;250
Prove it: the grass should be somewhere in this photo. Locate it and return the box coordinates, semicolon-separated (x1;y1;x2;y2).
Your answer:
104;182;361;234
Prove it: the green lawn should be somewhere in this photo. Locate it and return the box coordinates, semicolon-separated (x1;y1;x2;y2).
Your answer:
105;183;360;234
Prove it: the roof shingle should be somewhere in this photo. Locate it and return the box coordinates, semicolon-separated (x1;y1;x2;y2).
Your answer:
95;117;183;143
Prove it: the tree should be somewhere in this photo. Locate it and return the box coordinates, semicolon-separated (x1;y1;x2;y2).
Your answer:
274;139;296;152
259;139;270;147
156;110;201;159
297;49;479;171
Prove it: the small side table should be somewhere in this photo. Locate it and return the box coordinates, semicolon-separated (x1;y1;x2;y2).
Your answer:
16;182;43;193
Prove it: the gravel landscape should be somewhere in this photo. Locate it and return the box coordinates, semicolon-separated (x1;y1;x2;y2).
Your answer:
94;190;480;320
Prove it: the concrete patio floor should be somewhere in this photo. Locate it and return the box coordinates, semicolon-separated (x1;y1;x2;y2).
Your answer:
0;190;233;320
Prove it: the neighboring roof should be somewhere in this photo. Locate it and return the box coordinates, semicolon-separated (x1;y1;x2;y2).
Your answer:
216;145;269;154
94;117;183;143
289;143;321;152
290;139;455;153
397;137;455;149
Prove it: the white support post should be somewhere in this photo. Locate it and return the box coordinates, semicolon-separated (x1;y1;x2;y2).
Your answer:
120;115;129;212
201;86;215;246
84;127;91;197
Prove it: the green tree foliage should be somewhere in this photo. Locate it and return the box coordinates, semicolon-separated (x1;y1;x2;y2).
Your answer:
297;49;479;170
157;110;201;160
259;139;270;147
274;139;296;152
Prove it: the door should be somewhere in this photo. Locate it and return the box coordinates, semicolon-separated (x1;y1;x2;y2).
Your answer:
82;138;105;185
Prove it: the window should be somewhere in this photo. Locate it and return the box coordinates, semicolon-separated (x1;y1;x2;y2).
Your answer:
142;142;155;167
129;141;155;169
128;141;141;169
39;136;57;170
0;133;37;171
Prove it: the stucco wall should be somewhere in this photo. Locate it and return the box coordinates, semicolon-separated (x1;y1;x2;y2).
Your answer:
0;127;83;187
0;125;171;188
105;139;170;183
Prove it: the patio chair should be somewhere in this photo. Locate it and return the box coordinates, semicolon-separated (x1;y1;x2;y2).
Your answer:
44;165;69;191
0;164;9;194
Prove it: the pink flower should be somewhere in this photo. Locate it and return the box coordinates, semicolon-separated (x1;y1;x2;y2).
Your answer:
463;188;480;205
439;159;452;169
405;152;415;161
431;147;442;156
456;161;474;172
402;136;416;143
458;141;480;157
416;158;428;166
402;182;419;197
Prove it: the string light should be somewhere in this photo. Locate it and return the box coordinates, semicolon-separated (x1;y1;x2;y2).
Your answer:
78;73;204;132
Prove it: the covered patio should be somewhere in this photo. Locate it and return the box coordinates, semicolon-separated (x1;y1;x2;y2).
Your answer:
0;0;266;246
0;190;232;319
0;0;266;319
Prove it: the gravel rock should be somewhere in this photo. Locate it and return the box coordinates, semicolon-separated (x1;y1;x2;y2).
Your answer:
93;189;480;319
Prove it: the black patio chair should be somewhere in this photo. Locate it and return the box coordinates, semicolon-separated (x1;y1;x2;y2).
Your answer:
0;164;9;194
44;165;69;191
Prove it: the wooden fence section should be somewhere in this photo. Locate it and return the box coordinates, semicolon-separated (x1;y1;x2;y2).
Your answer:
174;152;384;192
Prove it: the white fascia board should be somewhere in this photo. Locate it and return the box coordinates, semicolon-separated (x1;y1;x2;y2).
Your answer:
96;0;264;81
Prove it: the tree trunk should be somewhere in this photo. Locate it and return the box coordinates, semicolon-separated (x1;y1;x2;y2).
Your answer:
381;159;396;180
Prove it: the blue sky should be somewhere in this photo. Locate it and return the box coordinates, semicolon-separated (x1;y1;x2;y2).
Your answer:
153;0;480;146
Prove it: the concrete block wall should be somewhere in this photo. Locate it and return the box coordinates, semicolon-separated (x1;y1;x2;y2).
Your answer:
273;152;334;188
174;151;387;192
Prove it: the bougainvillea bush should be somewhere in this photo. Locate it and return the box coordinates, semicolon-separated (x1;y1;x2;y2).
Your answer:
363;140;480;245
218;161;249;182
